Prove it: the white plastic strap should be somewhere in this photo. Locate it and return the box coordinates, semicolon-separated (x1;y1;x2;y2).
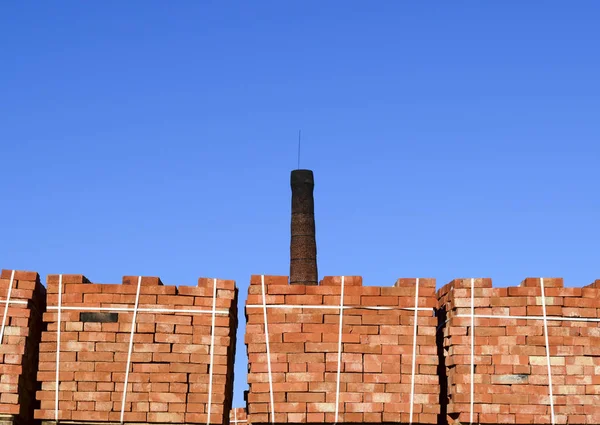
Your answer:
55;274;63;422
246;304;431;312
0;270;16;345
0;300;26;305
48;305;228;315
408;278;420;425
206;278;218;425
261;275;275;424
469;278;475;425
334;276;345;423
456;313;600;323
540;278;556;425
120;276;142;424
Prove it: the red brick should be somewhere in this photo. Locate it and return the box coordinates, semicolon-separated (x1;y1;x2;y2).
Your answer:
246;275;438;424
34;272;237;425
439;277;600;425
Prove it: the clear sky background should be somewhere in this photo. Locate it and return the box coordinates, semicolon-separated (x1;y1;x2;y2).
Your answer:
1;1;600;409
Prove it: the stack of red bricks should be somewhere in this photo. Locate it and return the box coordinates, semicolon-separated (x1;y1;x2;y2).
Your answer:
230;407;248;425
0;269;46;425
438;277;600;425
245;275;439;423
35;274;237;424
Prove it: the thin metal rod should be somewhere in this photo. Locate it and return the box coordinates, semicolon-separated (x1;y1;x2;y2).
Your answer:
297;130;301;169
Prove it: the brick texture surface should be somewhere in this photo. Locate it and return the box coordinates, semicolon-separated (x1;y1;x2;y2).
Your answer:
0;269;46;424
34;274;237;424
245;275;439;424
230;407;248;425
438;278;600;425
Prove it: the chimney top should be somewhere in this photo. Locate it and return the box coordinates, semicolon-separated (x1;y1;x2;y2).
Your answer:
291;169;314;186
290;169;318;285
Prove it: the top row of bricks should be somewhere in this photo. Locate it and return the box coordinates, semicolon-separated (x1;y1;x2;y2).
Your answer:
250;275;436;288
250;275;600;289
3;270;600;290
0;270;235;291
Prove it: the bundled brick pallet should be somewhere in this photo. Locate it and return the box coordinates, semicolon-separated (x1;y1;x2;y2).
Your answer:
245;275;439;424
35;274;238;425
0;269;46;425
438;277;600;425
230;408;248;425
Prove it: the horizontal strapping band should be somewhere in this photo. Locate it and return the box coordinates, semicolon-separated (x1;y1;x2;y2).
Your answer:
456;313;600;322
0;299;28;305
247;304;432;311
47;305;229;315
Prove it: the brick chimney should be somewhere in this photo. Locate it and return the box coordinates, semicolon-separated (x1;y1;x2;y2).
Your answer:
290;169;318;285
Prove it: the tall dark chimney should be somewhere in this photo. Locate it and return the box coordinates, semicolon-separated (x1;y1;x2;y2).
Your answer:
290;169;318;285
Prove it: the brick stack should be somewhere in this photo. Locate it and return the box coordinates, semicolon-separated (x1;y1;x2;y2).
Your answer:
230;408;248;425
245;275;439;424
0;269;46;425
438;277;600;425
35;274;238;424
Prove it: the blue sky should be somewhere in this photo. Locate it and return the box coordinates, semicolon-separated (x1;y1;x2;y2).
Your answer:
1;1;599;408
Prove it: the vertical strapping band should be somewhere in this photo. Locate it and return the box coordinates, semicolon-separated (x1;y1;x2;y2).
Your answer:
120;276;142;424
207;278;218;425
54;274;63;423
409;278;420;424
540;278;556;425
0;270;16;345
334;276;345;423
261;275;275;424
469;278;475;425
